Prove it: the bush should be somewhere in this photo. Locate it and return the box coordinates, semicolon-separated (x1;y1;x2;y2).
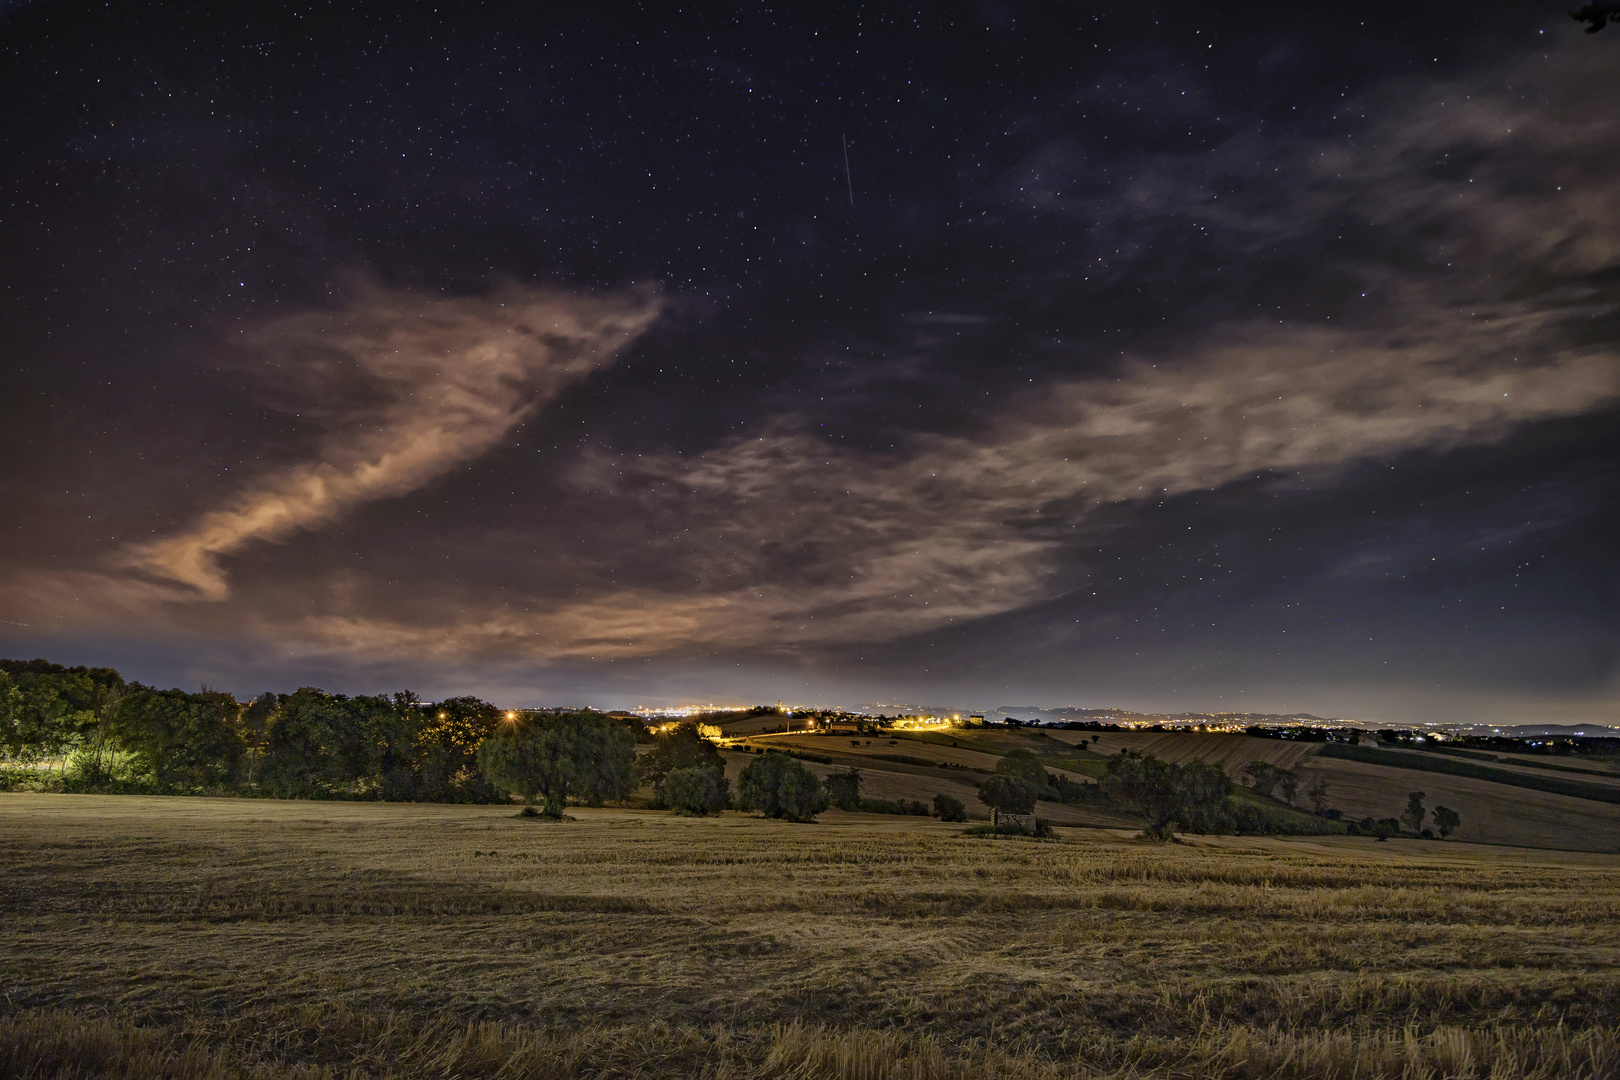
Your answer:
933;793;967;822
858;797;930;815
963;818;1056;839
659;765;729;816
736;753;829;822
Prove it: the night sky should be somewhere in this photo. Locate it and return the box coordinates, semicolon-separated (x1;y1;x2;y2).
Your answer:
2;1;1617;724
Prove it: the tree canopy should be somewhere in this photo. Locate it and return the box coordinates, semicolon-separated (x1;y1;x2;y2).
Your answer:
478;710;635;818
1103;750;1232;841
736;752;828;822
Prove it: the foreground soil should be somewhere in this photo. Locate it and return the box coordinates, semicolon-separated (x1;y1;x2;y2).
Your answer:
2;793;1618;1078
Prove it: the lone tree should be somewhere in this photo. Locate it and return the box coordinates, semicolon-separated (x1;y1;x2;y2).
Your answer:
1103;750;1231;841
977;775;1038;826
660;765;729;816
477;710;635;818
1432;804;1461;839
736;752;829;822
1306;776;1332;815
1403;791;1427;835
824;767;862;811
933;792;967;822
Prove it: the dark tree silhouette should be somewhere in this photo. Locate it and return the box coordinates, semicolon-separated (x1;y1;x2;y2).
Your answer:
1404;791;1428;835
1432;805;1461;839
1571;3;1620;32
660;765;729;816
736;752;828;821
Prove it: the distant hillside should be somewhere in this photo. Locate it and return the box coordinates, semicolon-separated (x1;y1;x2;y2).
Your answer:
725;724;1620;852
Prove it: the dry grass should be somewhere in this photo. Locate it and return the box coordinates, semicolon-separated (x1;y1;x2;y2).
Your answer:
1293;755;1620;851
2;793;1617;1078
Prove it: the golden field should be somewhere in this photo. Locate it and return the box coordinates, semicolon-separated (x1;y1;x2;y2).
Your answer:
2;792;1619;1078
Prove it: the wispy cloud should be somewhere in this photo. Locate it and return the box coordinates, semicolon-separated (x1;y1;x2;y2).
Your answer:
122;282;660;600
3;282;660;624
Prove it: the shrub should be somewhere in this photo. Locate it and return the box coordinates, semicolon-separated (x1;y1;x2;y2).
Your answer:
963;818;1056;839
736;753;829;822
858;797;930;815
933;793;967;822
659;765;729;816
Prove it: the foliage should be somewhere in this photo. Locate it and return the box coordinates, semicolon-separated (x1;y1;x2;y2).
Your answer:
1432;804;1461;839
635;722;724;795
1168;758;1238;833
1404;791;1427;834
1046;773;1089;803
976;774;1038;818
107;687;244;791
659;765;729;816
933;793;967;822
0;659;125;767
1242;760;1299;804
735;752;828;822
1101;751;1243;841
824;768;861;811
1103;750;1187;840
414;696;505;801
962;817;1056;839
1306;776;1332;814
995;748;1049;789
254;688;503;802
858;797;930;816
477;711;635;818
1371;817;1403;841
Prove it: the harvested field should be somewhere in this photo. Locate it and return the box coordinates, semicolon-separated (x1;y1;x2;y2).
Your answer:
1058;730;1320;773
717;746;1125;827
1294;753;1620;852
2;793;1618;1078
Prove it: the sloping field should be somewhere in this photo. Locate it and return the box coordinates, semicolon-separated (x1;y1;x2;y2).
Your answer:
717;747;1127;827
1318;744;1620;803
2;794;1618;1079
1294;754;1620;852
726;730;1620;851
1058;729;1320;773
761;732;1006;772
1381;746;1620;791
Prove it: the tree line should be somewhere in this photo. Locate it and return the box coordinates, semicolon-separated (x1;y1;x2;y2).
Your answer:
2;658;539;802
3;657;1463;839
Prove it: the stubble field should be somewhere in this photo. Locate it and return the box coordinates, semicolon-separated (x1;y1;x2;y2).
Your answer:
2;792;1618;1079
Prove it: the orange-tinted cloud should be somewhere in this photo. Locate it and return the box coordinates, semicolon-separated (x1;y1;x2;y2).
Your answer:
122;282;660;600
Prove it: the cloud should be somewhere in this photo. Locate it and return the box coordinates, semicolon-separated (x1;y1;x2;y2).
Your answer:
121;282;660;600
555;309;1616;648
223;43;1620;667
